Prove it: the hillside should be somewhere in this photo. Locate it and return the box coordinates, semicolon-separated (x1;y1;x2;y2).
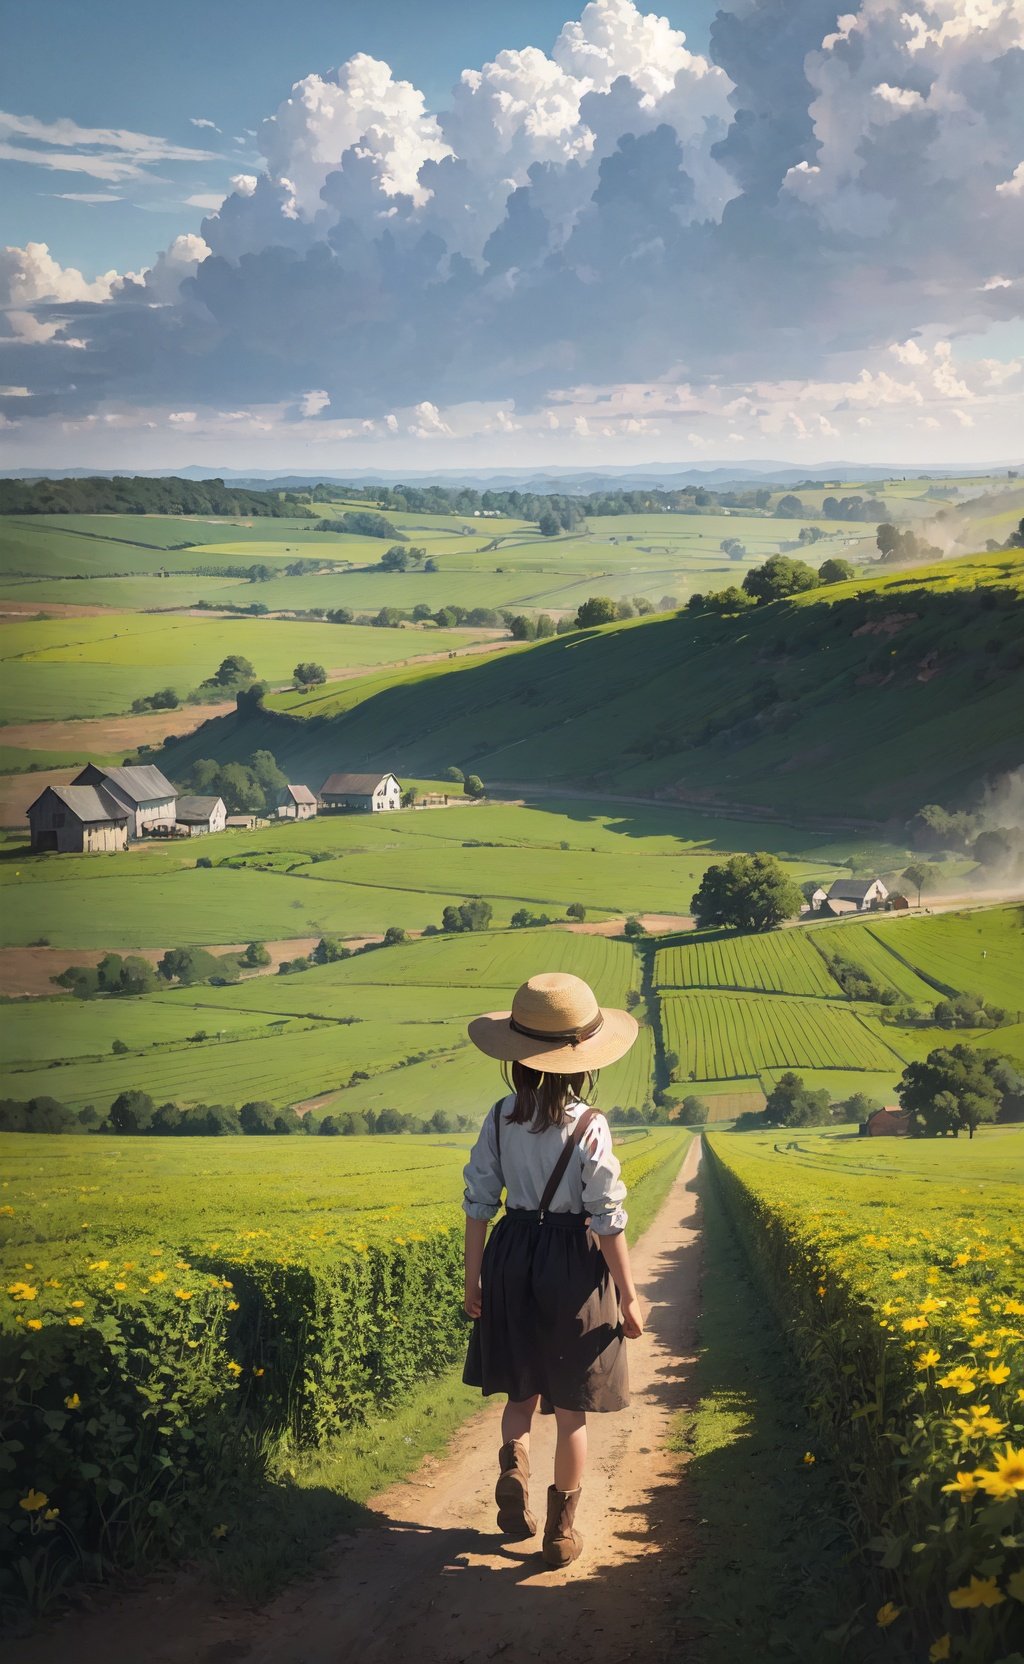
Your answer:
156;550;1024;822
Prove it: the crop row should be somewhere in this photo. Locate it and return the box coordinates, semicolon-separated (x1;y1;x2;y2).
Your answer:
655;929;839;998
1;1128;686;1603
705;1132;1024;1662
812;921;941;1004
659;991;900;1081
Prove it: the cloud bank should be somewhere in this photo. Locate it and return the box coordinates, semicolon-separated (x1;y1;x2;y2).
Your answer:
1;0;1021;459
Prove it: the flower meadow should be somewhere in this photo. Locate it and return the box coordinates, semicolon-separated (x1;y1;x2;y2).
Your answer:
705;1127;1024;1664
0;1127;687;1611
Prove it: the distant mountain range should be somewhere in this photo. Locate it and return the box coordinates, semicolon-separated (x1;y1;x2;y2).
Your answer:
3;460;1020;494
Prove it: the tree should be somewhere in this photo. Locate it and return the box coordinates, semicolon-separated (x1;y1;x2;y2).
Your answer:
566;903;587;922
319;1115;342;1136
444;766;465;783
575;596;617;628
442;899;493;933
157;946;222;985
109;1089;156;1134
681;1095;709;1125
401;788;417;808
294;661;327;687
312;937;350;964
243;941;271;967
464;774;485;798
839;1092;882;1123
507;614;537;640
240;1101;278;1134
691;853;803;932
773;494;806;518
741;555;819;604
901;862;936;907
764;1071;831;1127
623;916;646;939
538;511;561;537
382;926;408;945
897;1045;1002;1138
818;557;855;584
152;1101;184;1135
112;1039;129;1055
208;654;256;687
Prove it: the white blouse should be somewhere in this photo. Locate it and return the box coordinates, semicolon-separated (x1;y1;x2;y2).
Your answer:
462;1095;628;1236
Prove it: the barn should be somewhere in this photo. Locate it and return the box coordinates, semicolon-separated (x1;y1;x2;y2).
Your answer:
826;877;889;912
27;784;129;853
277;784;318;820
74;763;176;839
175;795;227;837
861;1107;913;1137
319;771;402;812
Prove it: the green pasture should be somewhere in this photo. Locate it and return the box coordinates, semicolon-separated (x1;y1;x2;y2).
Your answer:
866;904;1024;1012
655;928;840;998
808;918;942;1003
0;612;483;720
660;990;903;1079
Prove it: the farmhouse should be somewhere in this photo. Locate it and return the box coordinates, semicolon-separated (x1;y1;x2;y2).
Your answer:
175;795;226;837
319;771;402;813
276;784;317;820
73;763;176;840
826;877;889;911
27;783;129;853
860;1107;913;1137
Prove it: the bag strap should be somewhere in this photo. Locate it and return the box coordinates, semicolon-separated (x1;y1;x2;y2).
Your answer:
492;1098;503;1159
538;1108;596;1217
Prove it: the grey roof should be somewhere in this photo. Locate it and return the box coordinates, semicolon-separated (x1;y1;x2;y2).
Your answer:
176;795;224;823
76;763;176;804
320;771;399;795
283;783;317;805
31;784;128;824
828;877;885;901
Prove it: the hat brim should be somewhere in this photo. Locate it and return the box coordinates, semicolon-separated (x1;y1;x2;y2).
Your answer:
467;1006;639;1072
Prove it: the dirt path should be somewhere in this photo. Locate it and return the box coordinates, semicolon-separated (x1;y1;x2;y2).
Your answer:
34;1140;704;1664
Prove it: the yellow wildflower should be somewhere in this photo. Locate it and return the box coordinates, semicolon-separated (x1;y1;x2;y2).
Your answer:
876;1602;901;1628
952;1405;1007;1440
951;1252;970;1267
88;1260;109;1271
940;1471;979;1499
916;1349;941;1370
25;1318;43;1331
985;1362;1011;1385
43;1508;59;1522
68;1316;84;1327
974;1445;1024;1502
7;1281;38;1301
938;1365;977;1395
227;1300;239;1312
64;1393;80;1410
802;1451;816;1466
70;1299;85;1309
45;1278;61;1288
948;1576;1005;1610
890;1267;910;1281
19;1489;48;1512
113;1281;127;1291
174;1289;193;1300
226;1361;243;1376
929;1637;951;1662
212;1523;229;1539
901;1315;928;1332
148;1270;167;1284
1003;1298;1024;1317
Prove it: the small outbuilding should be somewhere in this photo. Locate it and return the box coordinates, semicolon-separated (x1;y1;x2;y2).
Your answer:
887;893;910;911
277;784;318;820
801;881;829;913
27;783;129;854
175;795;227;837
319;771;402;813
826;877;889;912
225;813;267;830
860;1106;913;1137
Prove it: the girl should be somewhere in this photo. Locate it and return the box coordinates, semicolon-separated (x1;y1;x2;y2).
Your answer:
461;971;644;1568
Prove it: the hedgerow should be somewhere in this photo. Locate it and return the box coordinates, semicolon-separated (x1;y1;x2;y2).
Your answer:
704;1134;1024;1663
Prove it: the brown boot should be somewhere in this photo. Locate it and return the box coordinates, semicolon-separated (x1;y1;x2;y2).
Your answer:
495;1440;537;1538
542;1484;583;1567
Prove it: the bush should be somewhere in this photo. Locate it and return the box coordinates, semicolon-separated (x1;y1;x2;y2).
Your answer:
442;899;493;933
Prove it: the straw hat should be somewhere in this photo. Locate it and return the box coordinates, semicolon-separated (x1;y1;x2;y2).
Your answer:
468;972;639;1072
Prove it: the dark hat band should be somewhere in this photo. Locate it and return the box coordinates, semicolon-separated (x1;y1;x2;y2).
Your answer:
508;1011;604;1047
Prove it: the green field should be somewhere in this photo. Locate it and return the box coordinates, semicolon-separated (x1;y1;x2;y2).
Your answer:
660;990;902;1080
655;928;840;997
0;612;485;721
866;904;1024;1011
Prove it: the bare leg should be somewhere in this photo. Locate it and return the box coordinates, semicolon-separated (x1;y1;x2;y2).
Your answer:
502;1394;539;1450
552;1406;587;1491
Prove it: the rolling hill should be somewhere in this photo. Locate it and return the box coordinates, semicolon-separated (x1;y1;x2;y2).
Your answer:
155;550;1024;824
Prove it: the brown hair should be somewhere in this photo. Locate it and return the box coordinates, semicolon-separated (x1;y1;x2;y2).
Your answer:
501;1059;598;1133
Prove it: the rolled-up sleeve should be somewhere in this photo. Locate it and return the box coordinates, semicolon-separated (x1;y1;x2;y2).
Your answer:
580;1113;628;1235
463;1108;503;1221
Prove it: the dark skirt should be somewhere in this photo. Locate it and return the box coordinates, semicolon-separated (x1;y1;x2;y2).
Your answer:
463;1208;630;1413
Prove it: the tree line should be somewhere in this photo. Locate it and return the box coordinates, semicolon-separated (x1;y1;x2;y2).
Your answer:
755;1047;1023;1138
0;476;312;518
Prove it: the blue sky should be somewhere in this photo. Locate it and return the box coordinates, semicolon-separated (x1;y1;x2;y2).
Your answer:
1;0;1021;470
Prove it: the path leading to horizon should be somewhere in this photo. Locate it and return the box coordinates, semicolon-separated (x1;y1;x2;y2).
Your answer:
32;1139;705;1664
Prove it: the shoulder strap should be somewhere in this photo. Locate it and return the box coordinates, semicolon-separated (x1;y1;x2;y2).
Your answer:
492;1099;503;1158
538;1108;596;1216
